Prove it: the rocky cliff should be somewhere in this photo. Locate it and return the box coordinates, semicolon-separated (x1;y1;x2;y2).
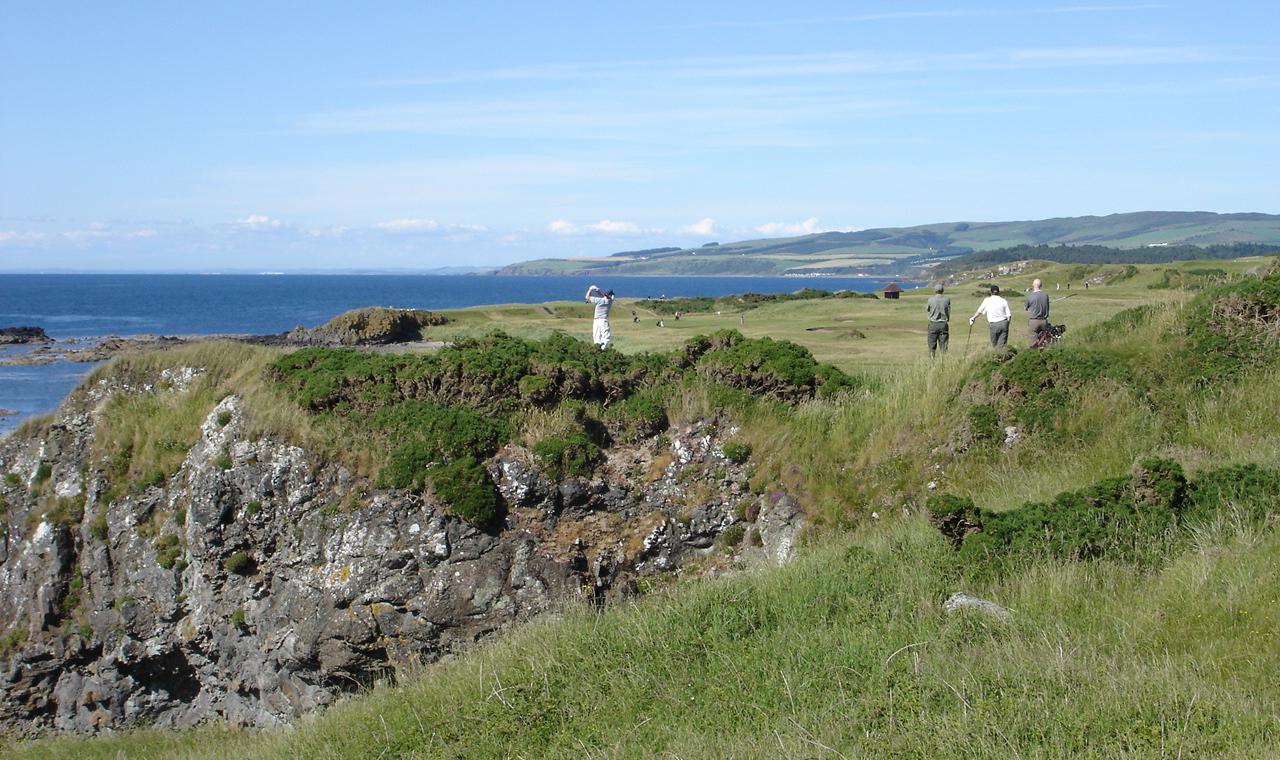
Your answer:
0;346;806;735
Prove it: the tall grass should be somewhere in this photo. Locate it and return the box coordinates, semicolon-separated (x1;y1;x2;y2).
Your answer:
17;519;1280;759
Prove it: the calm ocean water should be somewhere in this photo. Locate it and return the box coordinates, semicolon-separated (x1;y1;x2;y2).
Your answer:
0;273;907;435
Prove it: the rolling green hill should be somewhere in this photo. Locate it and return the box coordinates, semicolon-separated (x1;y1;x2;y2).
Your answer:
499;211;1280;277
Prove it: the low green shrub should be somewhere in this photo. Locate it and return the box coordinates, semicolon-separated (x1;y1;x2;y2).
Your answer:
88;510;109;541
0;628;28;654
224;551;252;575
216;410;233;427
373;400;508;460
426;457;504;531
606;388;668;442
722;441;752;464
244;500;261;517
154;533;182;569
32;462;52;485
3;473;19;486
138;468;166;489
59;569;84;615
46;496;85;528
1180;269;1280;383
930;459;1280;575
533;433;602;480
717;523;747;550
230;607;246;629
966;404;1000;442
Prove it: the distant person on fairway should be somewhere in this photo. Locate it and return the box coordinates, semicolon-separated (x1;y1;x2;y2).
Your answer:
1024;278;1050;346
926;284;950;357
584;285;615;350
970;284;1012;348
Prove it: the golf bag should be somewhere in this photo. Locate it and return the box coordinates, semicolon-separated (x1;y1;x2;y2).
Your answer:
1031;322;1066;349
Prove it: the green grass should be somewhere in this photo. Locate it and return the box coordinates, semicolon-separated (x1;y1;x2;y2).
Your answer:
18;518;1280;759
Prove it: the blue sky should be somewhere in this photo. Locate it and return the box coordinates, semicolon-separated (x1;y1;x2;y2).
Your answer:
1;1;1277;271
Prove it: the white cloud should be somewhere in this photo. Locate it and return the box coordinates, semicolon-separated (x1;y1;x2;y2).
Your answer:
376;218;441;232
548;219;646;235
588;219;641;234
754;217;827;236
237;214;285;229
0;231;50;244
682;217;718;236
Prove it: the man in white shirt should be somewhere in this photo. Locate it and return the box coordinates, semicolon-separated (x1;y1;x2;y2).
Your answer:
584;285;615;349
969;284;1012;348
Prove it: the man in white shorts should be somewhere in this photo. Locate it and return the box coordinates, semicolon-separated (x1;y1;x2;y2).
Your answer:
585;285;615;349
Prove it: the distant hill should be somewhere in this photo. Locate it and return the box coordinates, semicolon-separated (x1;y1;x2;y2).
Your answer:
498;211;1280;277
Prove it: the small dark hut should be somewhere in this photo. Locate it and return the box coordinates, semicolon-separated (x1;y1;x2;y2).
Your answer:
883;283;903;300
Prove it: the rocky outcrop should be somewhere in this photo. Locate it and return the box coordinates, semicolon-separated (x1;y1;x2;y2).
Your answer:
281;308;449;346
0;368;801;735
0;335;188;366
0;326;53;345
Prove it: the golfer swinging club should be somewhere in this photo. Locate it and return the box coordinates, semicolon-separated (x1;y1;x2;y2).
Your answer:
585;284;615;350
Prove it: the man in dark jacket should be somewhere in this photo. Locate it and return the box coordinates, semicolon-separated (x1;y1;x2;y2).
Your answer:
926;285;950;356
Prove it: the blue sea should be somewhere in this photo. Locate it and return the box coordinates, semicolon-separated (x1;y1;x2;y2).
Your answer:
0;273;908;435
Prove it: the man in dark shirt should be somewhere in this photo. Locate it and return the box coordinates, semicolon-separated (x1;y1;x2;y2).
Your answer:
1024;278;1050;346
926;285;950;356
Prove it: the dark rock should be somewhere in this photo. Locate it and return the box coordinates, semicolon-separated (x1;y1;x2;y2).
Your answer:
0;326;52;345
0;367;797;736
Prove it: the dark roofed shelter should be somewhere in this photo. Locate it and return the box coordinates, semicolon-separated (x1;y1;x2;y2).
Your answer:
883;283;903;300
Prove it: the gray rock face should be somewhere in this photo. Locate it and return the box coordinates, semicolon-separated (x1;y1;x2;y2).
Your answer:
0;372;804;735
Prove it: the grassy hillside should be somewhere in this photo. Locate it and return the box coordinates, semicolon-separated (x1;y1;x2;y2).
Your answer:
9;256;1280;758
498;212;1280;277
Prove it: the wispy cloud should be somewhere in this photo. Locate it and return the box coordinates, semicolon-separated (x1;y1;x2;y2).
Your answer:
304;44;1256;152
679;4;1167;30
548;219;647;235
0;227;159;245
235;214;286;230
754;218;834;236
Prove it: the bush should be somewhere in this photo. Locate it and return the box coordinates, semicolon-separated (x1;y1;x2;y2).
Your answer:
967;404;1000;442
88;510;109;541
930;459;1280;575
244;500;261;517
988;347;1125;432
607;388;668;442
216;410;233;427
1183;463;1280;524
374;401;508;460
224;551;252;575
59;569;84;615
427;457;504;531
722;441;752;464
4;473;19;486
154;533;182;569
533;433;602;480
138;468;166;489
32;462;52;485
213;452;233;471
46;496;85;528
1180;270;1280;382
717;523;747;551
230;607;246;629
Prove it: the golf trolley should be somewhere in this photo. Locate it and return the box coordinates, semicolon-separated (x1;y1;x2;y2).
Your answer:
1030;322;1066;349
